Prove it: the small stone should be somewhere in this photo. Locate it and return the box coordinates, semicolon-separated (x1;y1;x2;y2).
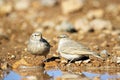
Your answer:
61;0;85;14
89;19;112;31
75;61;82;64
0;3;12;16
100;50;110;59
113;46;120;50
116;57;120;64
56;21;77;33
83;59;90;64
60;58;68;64
74;18;90;32
116;51;120;56
106;4;120;16
14;0;30;11
98;33;106;39
93;45;99;50
44;61;58;70
93;76;100;80
103;30;111;34
92;61;100;67
101;41;107;47
10;55;16;59
12;58;32;69
78;35;84;40
111;56;120;64
111;38;115;42
40;0;58;7
111;30;120;36
1;62;11;71
86;9;104;19
25;76;37;80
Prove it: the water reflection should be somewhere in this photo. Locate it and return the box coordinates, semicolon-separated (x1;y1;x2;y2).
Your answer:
3;66;50;80
1;67;120;80
83;72;120;80
45;69;120;80
45;69;87;80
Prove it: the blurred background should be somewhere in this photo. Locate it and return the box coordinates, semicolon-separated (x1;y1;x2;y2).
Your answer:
0;0;120;79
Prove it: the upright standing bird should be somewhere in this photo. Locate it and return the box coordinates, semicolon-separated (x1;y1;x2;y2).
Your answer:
27;32;50;56
57;34;103;62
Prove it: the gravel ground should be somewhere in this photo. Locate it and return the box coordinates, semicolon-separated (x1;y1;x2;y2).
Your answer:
0;0;120;76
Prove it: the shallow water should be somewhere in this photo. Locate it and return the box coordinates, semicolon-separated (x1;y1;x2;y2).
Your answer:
1;67;120;80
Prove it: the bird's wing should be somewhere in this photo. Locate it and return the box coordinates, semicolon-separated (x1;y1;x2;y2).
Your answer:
41;38;50;47
61;46;92;55
64;39;87;48
61;46;103;59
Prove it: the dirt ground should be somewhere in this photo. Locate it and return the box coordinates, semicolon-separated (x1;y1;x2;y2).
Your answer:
0;0;120;76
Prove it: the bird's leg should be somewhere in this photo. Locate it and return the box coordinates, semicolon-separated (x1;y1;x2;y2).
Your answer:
43;56;49;62
67;59;74;66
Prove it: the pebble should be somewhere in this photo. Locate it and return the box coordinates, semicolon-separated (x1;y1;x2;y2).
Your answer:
111;30;120;36
60;58;68;64
98;33;106;39
116;57;120;64
113;45;120;50
112;56;120;64
86;9;104;19
44;61;58;69
74;18;90;32
14;0;30;11
106;4;120;16
93;76;100;80
75;61;82;64
103;30;111;34
12;58;32;69
75;18;112;32
100;50;110;59
83;59;90;64
116;51;120;56
25;76;37;80
89;19;112;31
56;21;77;33
61;0;85;14
0;3;12;16
10;55;16;59
93;45;99;50
40;0;58;7
101;41;107;47
1;62;11;71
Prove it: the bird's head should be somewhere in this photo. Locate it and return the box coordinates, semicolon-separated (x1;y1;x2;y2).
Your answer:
30;32;42;41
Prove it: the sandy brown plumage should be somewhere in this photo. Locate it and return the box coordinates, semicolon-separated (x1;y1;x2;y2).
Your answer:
27;32;50;56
